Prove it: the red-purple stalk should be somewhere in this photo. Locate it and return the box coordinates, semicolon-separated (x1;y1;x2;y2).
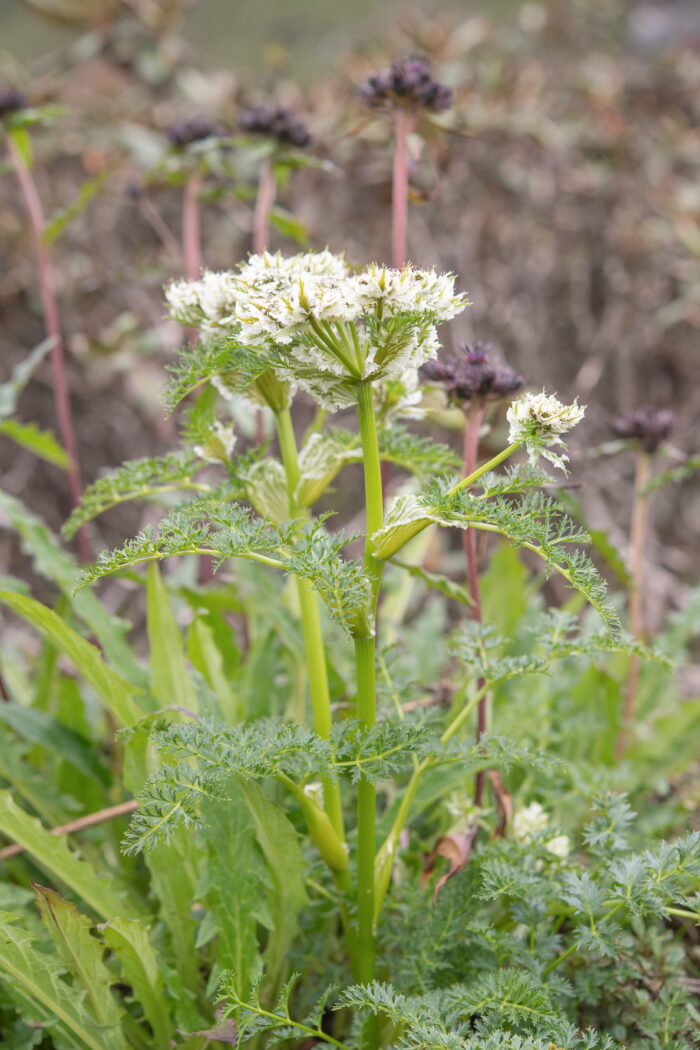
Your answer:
392;108;412;269
253;157;277;255
463;402;489;807
183;168;202;279
8;135;90;563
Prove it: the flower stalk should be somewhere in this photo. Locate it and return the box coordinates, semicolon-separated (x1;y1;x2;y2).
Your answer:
7;132;89;562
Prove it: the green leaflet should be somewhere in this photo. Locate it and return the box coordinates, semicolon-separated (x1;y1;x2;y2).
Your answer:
0;419;68;468
146;563;198;713
200;781;265;998
0;490;147;689
33;886;126;1040
238;781;308;996
100;917;171;1050
0;910;123;1050
0;591;144;727
0;792;140;921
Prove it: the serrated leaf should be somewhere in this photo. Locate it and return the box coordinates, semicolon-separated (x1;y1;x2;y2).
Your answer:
100;917;171;1050
0;490;147;688
238;781;308;995
0;911;122;1050
146;563;198;714
33;885;126;1038
0;591;143;726
0;792;140;921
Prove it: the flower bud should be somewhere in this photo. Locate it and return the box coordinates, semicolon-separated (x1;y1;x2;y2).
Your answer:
239;104;311;148
421;342;523;405
0;87;27;119
167;115;222;148
360;58;453;113
610;405;673;454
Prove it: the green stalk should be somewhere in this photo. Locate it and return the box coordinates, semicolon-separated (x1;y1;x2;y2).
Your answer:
354;381;384;989
274;408;344;838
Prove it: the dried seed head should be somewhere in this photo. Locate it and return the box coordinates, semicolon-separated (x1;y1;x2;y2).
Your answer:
360;57;453;113
167;115;222;148
0;87;27;118
239;104;311;148
610;405;674;454
421;342;524;404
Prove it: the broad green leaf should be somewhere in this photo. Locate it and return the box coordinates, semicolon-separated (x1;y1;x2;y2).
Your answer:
0;337;56;420
0;792;140;921
9;127;32;170
0;490;147;688
239;781;308;995
0;910;121;1050
187;617;239;721
101;917;171;1050
200;781;264;998
34;885;126;1039
0;730;76;825
0;703;110;788
0;420;69;468
0;591;143;727
146;563;197;713
142;837;202;997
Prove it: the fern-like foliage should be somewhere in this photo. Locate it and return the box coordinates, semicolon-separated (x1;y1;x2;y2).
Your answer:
378;426;461;479
123;716;431;853
378;479;620;632
449;612;664;689
218;972;346;1049
74;497;373;635
164;335;278;413
62;450;210;537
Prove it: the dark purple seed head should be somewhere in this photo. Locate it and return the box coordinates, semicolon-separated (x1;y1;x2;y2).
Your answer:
167;115;222;148
610;405;674;453
239;104;311;148
422;342;523;405
0;87;27;118
360;57;453;114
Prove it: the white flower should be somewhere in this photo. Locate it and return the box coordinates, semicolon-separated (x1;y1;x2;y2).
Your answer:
197;270;238;324
512;802;549;842
165;278;201;325
545;834;571;859
348;263;468;321
507;390;585;470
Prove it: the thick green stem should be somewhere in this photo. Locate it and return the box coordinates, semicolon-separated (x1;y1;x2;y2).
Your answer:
274;409;344;839
354;382;385;991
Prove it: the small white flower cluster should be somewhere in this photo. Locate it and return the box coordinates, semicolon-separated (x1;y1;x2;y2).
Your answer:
507;390;586;471
165;252;467;411
511;802;570;859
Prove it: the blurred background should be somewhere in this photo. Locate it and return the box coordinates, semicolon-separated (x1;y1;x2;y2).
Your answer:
1;0;699;629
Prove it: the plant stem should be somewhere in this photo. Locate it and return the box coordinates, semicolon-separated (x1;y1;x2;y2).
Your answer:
254;157;277;254
183;168;202;279
462;403;489;807
253;158;277;443
392;109;412;269
8;134;90;562
354;382;384;993
616;449;651;759
274;409;344;839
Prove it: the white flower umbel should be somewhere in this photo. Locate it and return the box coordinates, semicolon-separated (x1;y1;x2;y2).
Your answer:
233;258;467;410
507;390;585;471
511;802;570;860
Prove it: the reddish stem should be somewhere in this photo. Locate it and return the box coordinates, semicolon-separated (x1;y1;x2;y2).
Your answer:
392;109;412;269
253;157;277;255
183;168;202;279
8;135;90;563
463;402;488;807
615;449;651;759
